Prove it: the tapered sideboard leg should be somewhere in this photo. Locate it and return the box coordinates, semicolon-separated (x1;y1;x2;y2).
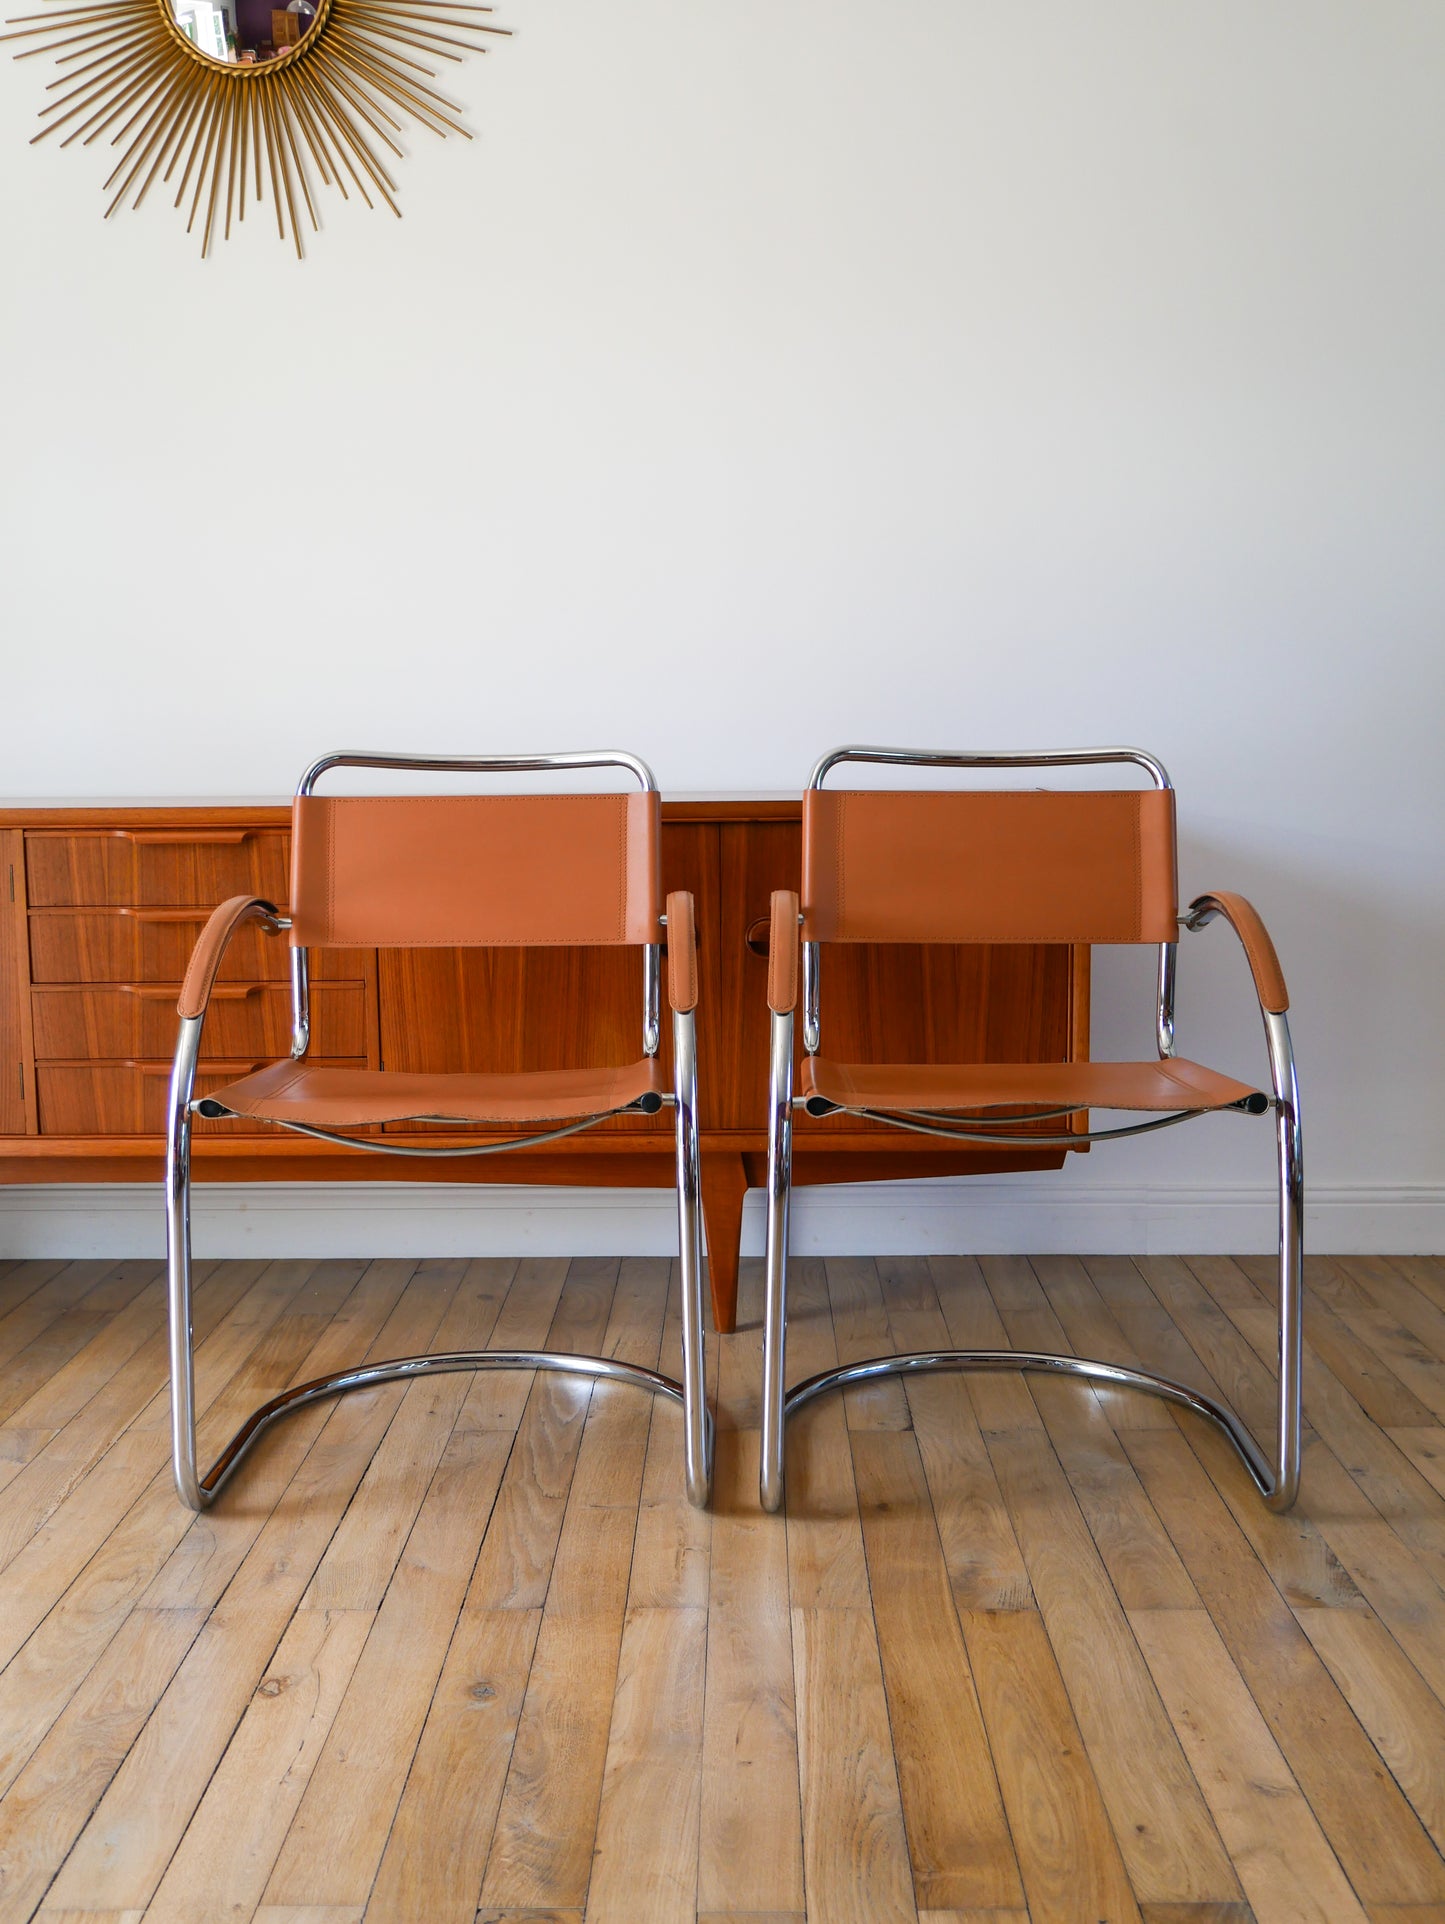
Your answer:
700;1151;748;1334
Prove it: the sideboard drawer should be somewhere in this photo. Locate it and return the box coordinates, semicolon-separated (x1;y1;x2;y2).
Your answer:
31;981;368;1060
25;829;290;908
29;911;362;985
35;1058;368;1135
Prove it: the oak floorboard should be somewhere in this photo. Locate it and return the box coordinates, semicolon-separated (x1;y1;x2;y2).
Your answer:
1130;1609;1370;1924
1336;1258;1445;1390
260;1428;513;1909
792;1604;917;1924
300;1257;507;1612
625;1257;713;1609
0;1260;117;1369
476;1388;639;1914
1123;1428;1445;1905
1228;1257;1445;1576
472;1913;581;1924
451;1256;562;1436
1136;1908;1258;1924
981;1422;1238;1906
931;1255;1037;1435
35;1271;457;1916
567;1254;670;1512
1030;1252;1178;1431
0;1252;1442;1922
31;1911;146;1924
716;1257;765;1433
0;1259;302;1682
697;1430;803;1919
1386;1254;1445;1317
961;1607;1142;1924
915;1912;1033;1924
0;1261;385;1790
825;1256;911;1433
252;1910;366;1924
586;1604;706;1924
0;1261;159;1430
1025;1376;1200;1611
876;1256;1034;1613
364;1607;539;1924
851;1429;1024;1911
462;1259;620;1612
142;1606;375;1924
1388;1427;1445;1501
784;1258;870;1613
696;1914;807;1924
1295;1604;1445;1856
0;1259;277;1579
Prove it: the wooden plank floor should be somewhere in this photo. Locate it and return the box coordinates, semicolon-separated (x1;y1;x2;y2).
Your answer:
0;1250;1443;1923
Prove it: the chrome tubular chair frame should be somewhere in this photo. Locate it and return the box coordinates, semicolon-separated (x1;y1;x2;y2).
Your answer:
759;746;1303;1516
166;749;712;1515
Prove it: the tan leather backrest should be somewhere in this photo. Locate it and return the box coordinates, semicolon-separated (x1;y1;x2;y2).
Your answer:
290;793;662;948
801;788;1177;944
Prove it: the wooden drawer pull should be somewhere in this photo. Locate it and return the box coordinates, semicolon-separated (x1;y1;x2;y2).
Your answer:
112;830;255;846
135;1060;267;1077
119;983;262;1001
114;906;288;923
745;916;770;958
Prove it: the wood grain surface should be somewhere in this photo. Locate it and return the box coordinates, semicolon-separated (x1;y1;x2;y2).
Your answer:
0;1252;1442;1921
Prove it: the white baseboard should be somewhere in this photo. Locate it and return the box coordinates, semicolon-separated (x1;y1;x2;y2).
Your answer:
0;1178;1440;1260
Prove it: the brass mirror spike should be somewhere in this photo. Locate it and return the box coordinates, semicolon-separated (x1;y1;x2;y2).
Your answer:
3;0;508;254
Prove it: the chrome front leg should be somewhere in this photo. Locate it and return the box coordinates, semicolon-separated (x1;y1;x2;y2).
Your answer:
672;1008;712;1508
1266;1008;1303;1510
760;1008;794;1513
166;1014;206;1511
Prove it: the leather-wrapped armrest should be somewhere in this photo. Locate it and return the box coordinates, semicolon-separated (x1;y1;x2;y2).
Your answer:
1186;891;1289;1013
768;890;800;1015
178;896;282;1019
666;890;698;1014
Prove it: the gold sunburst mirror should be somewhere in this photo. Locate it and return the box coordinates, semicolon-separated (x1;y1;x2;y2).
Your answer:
3;0;507;254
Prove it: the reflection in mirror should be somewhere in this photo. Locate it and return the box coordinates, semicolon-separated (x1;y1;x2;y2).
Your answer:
172;0;316;63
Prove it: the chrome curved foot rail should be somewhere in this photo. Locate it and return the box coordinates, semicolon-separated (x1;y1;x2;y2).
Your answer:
781;1349;1295;1508
176;1350;692;1511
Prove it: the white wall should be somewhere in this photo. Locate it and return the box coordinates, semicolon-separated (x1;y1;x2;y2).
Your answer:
2;0;1442;1254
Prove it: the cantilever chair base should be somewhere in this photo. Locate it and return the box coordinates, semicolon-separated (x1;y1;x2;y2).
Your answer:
758;747;1304;1520
179;1349;702;1511
781;1350;1289;1508
166;751;715;1516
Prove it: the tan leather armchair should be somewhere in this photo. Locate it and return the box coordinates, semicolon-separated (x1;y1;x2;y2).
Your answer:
759;746;1302;1517
165;750;712;1513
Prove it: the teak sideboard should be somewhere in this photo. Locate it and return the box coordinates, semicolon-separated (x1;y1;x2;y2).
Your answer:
0;799;1088;1333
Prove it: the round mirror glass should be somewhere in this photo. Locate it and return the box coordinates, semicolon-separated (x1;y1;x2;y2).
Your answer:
169;0;319;65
